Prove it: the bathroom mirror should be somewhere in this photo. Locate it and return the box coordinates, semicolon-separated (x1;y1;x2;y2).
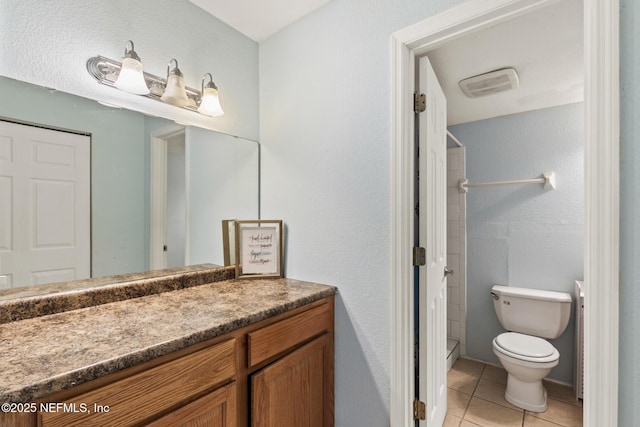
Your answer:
0;75;259;293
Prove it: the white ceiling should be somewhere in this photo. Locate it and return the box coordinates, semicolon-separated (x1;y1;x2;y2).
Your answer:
428;0;584;125
188;0;332;42
189;0;583;125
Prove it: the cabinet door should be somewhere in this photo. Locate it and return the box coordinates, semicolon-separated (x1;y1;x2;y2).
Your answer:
252;334;331;427
147;382;237;427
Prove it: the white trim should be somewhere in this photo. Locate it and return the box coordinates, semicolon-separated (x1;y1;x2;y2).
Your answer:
583;0;619;426
390;30;416;427
389;0;620;425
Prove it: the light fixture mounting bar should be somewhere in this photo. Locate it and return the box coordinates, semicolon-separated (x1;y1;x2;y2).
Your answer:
86;56;202;112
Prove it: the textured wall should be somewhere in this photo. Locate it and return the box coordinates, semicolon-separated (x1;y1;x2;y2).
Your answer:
259;0;463;424
451;103;584;384
0;0;259;141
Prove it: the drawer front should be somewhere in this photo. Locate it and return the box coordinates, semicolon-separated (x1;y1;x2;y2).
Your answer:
40;338;236;427
248;303;331;369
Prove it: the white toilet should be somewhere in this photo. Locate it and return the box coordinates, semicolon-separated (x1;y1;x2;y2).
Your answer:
491;285;572;412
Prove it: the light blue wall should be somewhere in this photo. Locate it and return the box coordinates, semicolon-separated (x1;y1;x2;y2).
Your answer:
186;127;259;266
259;0;464;425
619;0;640;424
451;103;584;384
260;0;640;423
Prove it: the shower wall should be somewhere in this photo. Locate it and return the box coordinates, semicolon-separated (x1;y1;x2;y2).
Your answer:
447;147;467;355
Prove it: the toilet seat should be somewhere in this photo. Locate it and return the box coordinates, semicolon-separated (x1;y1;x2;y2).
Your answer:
494;332;559;363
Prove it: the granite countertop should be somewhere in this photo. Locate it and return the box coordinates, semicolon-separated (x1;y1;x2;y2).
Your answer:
0;264;235;323
0;264;223;302
0;278;337;403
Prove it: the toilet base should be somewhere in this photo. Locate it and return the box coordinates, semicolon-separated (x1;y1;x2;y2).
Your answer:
504;374;548;412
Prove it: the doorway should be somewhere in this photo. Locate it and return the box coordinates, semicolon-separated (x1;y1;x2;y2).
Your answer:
165;133;186;268
422;0;584;393
150;124;187;270
390;0;620;426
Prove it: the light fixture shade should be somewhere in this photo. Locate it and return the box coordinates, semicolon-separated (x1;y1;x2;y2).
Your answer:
198;73;224;117
161;59;190;107
114;41;149;95
198;86;224;117
161;74;190;106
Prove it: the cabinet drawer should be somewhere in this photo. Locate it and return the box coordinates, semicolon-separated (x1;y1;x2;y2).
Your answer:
248;303;331;369
40;338;236;427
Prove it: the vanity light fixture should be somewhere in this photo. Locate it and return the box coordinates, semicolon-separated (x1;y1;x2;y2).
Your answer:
197;73;224;117
86;41;224;117
160;59;191;107
113;41;150;95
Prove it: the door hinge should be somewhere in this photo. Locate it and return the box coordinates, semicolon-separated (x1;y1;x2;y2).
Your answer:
413;247;426;266
413;399;426;421
163;245;168;252
414;93;426;113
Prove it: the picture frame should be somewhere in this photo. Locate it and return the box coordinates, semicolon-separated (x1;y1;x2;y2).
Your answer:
234;220;283;279
221;219;236;266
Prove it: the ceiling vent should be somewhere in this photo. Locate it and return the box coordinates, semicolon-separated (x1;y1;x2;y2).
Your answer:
459;68;519;98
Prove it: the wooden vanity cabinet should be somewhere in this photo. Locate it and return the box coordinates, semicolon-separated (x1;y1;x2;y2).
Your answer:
5;295;334;427
247;301;334;427
252;334;332;427
39;338;238;427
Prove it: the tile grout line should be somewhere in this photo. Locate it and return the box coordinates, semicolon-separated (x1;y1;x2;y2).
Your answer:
458;364;485;426
450;359;582;427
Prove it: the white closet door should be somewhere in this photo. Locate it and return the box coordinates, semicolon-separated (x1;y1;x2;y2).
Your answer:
0;120;90;288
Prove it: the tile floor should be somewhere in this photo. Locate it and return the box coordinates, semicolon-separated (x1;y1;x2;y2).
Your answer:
446;358;583;427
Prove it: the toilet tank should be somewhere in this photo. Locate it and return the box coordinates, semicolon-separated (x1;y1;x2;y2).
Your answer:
491;285;572;339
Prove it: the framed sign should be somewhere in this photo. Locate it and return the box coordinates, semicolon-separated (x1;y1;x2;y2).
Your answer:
234;220;283;279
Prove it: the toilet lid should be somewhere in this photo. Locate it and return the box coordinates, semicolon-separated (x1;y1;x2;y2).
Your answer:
495;332;555;358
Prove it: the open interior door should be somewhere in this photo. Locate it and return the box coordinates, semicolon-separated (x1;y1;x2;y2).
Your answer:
416;55;448;426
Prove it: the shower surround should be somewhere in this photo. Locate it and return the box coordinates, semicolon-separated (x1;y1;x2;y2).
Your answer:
447;147;467;357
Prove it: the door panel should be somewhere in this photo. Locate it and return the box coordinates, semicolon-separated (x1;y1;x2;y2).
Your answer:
0;120;90;288
252;335;329;427
0;176;12;251
417;55;448;426
33;179;76;247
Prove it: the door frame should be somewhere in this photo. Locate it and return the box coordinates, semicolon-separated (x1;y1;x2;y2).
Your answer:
389;0;619;426
150;124;186;270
